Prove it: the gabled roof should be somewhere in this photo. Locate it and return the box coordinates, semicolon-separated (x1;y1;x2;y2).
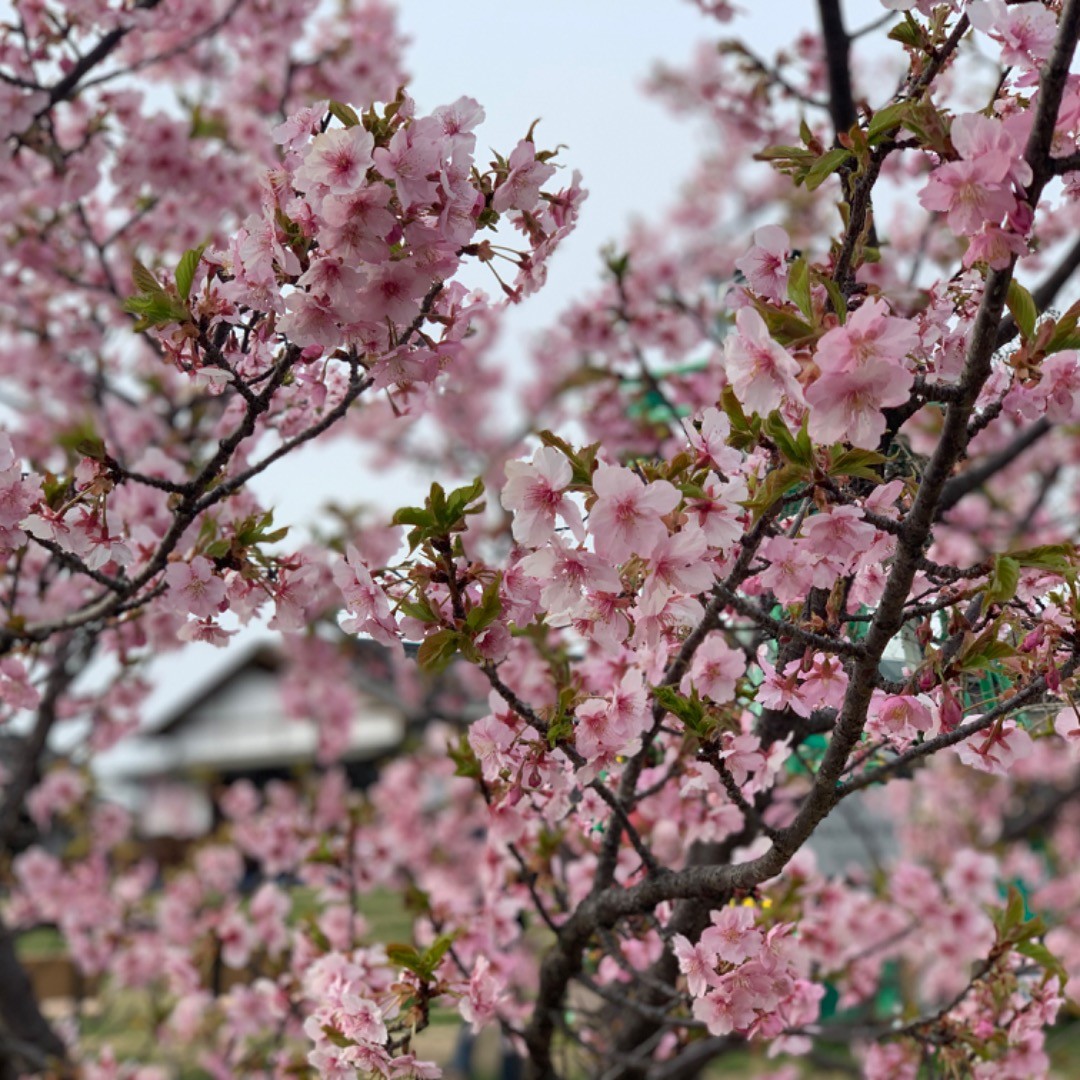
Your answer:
151;643;283;737
94;635;408;785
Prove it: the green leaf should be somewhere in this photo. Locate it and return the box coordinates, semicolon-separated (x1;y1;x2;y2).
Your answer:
757;305;816;345
888;14;923;49
385;943;424;973
399;596;439;624
448;732;481;778
416;628;460;674
786;257;813;321
959;638;1016;672
901;101;952;156
547;712;575;749
755;144;810;162
867;100;910;143
75;436;107;462
418;933;457;979
537;430;600;487
189;104;229;141
1015;940;1068;983
764;411;812;467
391;506;435;529
465;573;503;633
444;477;485;524
1007;543;1074;577
719;386;757;444
803;147;851;191
321;1025;354;1049
983;554;1020;613
652;685;714;738
1046;300;1080;354
998;883;1028;934
745;462;809;520
827;446;885;482
131;259;163;296
122;291;190;331
817;273;848;322
327;100;361;128
1006;280;1038;342
124;258;191;331
175;243;207;302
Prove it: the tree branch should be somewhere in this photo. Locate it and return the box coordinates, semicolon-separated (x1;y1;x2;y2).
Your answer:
935;418;1052;516
817;0;857;138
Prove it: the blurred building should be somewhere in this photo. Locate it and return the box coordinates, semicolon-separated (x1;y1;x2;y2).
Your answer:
93;640;406;844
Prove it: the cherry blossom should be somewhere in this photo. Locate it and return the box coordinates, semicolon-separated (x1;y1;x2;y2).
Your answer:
501;445;585;547
3;3;1080;1078
587;462;680;563
723;307;804;415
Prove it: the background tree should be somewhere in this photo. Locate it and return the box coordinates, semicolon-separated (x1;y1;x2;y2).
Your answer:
5;1;1080;1078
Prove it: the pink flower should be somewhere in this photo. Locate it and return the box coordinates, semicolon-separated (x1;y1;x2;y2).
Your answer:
337;993;388;1045
723;308;803;416
164;556;227;619
805;360;914;448
431;96;485;151
799;654;849;711
588;462;679;563
801;505;877;568
870;694;934;741
969;0;1058;69
1040;352;1080;423
687;407;742;475
963;223;1031;269
0;657;39;711
756;652;813;717
271;102;326;150
949;113;1032;189
685;473;747;551
673;933;717;996
519;539;622;617
333;545;400;650
608;669;649;741
643;523;715;599
864;1042;920;1080
1054;704;1080;745
955;720;1035;775
0;434;38;531
754;536;819;605
681;633;746;703
293;125;375;195
574;676;649;763
630;584;704;650
501;446;585;547
492;139;556;213
692;984;739;1035
719;732;765;788
574;698;621;761
734;224;790;303
217;907;256;968
352;262;434;325
27;768;87;827
372;124;441;209
459;954;505;1032
814;298;918;374
920;158;1018;236
806;299;918;448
